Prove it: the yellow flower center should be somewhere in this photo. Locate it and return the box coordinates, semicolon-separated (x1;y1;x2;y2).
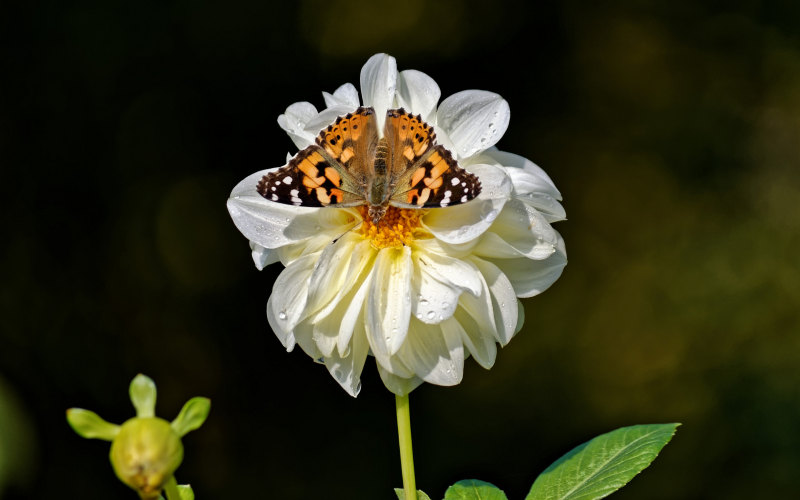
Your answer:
357;206;429;249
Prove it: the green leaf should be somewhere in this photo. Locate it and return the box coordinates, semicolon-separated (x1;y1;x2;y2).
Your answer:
444;480;508;500
129;374;157;418
66;408;120;441
176;484;195;500
171;397;211;437
526;423;680;500
393;489;432;500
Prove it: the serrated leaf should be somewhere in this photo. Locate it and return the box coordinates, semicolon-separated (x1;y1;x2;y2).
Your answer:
66;408;120;441
444;479;508;500
394;488;432;500
171;397;211;437
526;423;680;500
129;374;157;417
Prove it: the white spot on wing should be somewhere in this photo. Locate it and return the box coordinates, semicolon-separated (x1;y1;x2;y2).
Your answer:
451;177;460;186
460;195;467;202
283;176;293;184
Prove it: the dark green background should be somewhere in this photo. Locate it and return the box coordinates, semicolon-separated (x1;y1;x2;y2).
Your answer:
2;1;799;498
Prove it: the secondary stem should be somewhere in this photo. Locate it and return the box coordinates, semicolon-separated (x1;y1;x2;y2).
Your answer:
395;393;418;500
163;476;181;500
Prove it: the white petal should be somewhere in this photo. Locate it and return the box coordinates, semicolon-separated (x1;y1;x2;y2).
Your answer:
397;318;464;386
306;236;359;314
277;102;319;149
249;241;279;270
477;199;558;260
455;260;499;343
227;169;320;249
482;148;562;199
436;90;510;159
360;53;398;130
322;82;360;109
491;231;567;298
292;318;322;361
377;365;423;396
303;104;356;137
452;309;497;369
396;69;440;121
323;315;369;397
470;257;519;345
365;246;412;356
418;250;483;296
410;258;461;325
266;253;318;348
424;164;511;244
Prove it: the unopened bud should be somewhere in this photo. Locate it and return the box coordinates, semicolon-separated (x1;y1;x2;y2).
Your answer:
109;417;183;499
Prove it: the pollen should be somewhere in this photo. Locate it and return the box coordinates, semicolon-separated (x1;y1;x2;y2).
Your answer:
358;206;429;249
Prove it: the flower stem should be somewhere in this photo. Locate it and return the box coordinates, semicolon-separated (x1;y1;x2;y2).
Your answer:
395;393;418;500
163;476;181;500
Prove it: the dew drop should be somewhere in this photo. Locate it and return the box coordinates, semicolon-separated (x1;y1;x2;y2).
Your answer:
426;311;436;320
442;302;450;310
333;368;343;379
419;298;429;305
278;311;287;320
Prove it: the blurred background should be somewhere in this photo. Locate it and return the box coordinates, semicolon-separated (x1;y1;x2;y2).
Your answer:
2;0;799;498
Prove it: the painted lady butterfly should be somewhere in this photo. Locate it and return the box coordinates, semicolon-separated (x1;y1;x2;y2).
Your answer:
257;107;481;223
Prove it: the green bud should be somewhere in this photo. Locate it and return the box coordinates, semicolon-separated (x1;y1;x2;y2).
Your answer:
109;417;184;499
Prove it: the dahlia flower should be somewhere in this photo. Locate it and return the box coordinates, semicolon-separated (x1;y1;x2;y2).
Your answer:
227;53;566;396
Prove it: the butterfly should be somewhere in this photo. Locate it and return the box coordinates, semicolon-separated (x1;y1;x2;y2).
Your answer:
257;106;481;224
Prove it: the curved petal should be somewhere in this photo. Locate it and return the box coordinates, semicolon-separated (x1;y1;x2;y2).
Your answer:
469;257;519;345
322;82;360;109
227;169;322;249
452;309;497;369
436;90;510;159
360;53;398;131
423;164;511;244
266;253;318;348
410;257;462;324
377;365;423;396
303;104;356;137
397;69;440;122
477;199;558;260
323;312;370;397
482;148;562;199
396;318;464;386
365;246;412;356
250;242;279;270
277;102;319;149
489;230;567;298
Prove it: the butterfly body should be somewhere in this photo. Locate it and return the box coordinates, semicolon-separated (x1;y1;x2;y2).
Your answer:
257;107;481;224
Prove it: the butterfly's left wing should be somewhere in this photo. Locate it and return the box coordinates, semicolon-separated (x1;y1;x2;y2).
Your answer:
383;108;481;208
256;107;379;207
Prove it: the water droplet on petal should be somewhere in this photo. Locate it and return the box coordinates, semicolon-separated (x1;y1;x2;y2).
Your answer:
278;311;287;320
419;298;428;305
426;311;436;320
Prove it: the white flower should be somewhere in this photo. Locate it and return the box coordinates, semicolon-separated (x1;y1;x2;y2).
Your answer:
227;54;566;396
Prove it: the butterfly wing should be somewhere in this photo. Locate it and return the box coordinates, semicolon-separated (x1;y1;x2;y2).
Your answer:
383;108;481;208
257;107;379;207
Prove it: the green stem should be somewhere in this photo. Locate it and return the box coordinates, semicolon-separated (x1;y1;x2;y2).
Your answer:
396;393;418;500
163;476;181;500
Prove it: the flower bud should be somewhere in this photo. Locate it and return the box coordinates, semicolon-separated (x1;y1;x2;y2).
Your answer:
109;417;184;499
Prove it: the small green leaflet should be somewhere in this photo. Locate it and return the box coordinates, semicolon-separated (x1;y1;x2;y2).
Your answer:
526;423;680;500
394;488;433;500
444;479;508;500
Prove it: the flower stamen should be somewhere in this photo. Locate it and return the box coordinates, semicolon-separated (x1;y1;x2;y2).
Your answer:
358;206;429;249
